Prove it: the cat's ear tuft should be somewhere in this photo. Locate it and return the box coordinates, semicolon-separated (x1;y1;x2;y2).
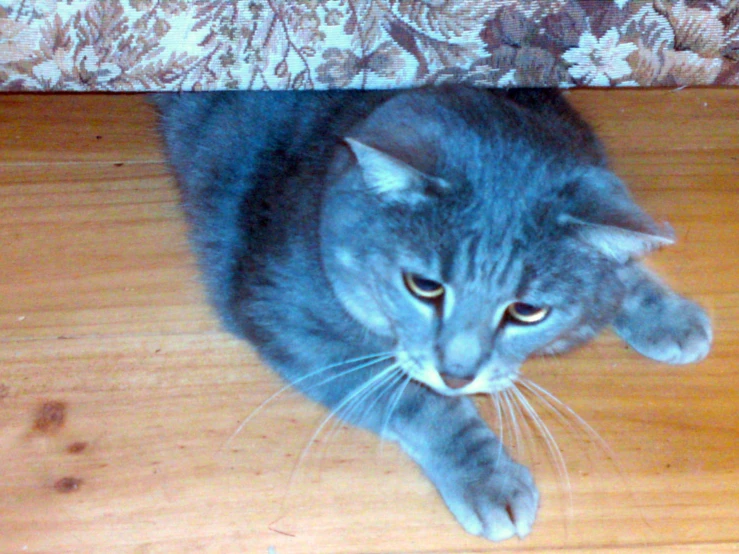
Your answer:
563;216;674;263
563;168;675;262
344;137;446;202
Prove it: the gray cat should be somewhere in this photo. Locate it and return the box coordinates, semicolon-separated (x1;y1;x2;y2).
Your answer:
154;87;712;541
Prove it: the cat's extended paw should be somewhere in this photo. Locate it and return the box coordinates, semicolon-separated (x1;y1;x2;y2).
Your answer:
614;292;712;365
441;459;539;541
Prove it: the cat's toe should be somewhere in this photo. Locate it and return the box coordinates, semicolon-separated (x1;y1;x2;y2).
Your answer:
449;462;539;541
615;294;712;365
649;306;712;364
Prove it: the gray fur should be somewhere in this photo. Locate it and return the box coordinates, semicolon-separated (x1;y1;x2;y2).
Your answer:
154;87;711;541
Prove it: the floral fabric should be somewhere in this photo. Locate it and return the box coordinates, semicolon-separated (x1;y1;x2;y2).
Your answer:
1;0;737;91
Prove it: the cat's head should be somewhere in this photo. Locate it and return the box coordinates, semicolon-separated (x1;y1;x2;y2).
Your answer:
320;89;672;396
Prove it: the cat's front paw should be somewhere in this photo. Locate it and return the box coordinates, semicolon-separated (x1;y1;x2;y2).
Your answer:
615;291;712;365
440;459;539;541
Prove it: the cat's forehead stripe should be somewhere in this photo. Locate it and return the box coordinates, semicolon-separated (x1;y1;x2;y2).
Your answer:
442;227;521;292
461;234;481;282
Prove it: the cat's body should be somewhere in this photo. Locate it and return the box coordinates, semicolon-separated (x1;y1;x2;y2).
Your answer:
155;87;711;541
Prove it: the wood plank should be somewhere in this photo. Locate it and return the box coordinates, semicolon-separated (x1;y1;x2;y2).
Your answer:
0;94;162;164
568;88;739;155
1;334;738;552
0;90;737;553
0;163;215;339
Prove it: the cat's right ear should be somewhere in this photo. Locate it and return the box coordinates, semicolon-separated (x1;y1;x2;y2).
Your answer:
562;168;674;262
344;137;446;203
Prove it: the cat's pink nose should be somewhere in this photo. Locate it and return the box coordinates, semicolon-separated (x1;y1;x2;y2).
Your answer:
441;375;474;390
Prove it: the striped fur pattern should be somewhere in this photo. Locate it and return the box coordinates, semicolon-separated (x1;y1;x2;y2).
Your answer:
155;87;711;541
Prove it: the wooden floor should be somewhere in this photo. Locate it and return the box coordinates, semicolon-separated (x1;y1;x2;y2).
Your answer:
0;90;737;554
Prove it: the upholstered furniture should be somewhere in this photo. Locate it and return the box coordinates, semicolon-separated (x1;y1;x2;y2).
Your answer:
1;1;737;92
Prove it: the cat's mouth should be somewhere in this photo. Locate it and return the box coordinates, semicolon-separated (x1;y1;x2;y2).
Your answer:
440;375;475;390
397;351;516;396
437;374;515;396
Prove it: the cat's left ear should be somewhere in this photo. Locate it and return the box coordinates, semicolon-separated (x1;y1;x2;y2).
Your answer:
344;137;447;203
562;168;674;262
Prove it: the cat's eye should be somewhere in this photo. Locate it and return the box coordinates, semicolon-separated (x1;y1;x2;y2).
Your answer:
403;272;445;301
506;302;550;325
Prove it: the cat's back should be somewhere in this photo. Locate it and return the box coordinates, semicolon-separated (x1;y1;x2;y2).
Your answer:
153;90;396;331
155;92;315;187
154;87;602;194
154;91;394;188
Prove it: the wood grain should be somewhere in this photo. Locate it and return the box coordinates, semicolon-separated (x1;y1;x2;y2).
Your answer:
0;90;737;554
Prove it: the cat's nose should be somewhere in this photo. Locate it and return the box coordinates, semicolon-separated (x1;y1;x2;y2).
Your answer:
440;331;482;388
440;374;474;390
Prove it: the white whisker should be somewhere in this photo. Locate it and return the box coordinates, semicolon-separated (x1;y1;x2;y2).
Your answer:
491;391;505;464
220;352;394;450
502;389;524;459
517;378;645;527
295;362;404;475
518;378;615;461
513;388;536;461
515;376;656;540
510;386;573;517
324;365;406;451
268;358;403;523
307;354;397;396
378;372;413;454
